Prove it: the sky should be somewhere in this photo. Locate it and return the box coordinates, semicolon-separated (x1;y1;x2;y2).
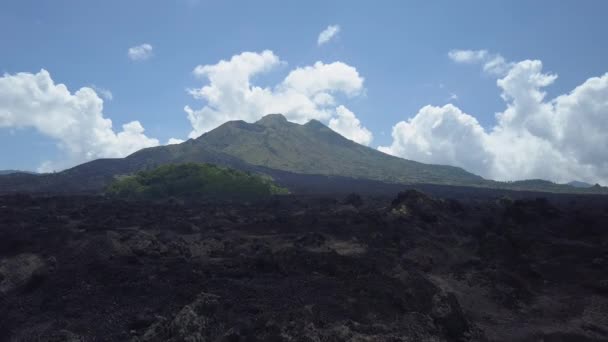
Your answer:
1;0;607;184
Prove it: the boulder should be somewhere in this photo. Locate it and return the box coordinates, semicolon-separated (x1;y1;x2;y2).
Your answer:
390;190;440;222
342;193;363;208
0;253;47;294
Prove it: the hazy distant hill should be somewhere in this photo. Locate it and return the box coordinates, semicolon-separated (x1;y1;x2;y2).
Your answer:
0;114;606;194
0;170;38;175
567;180;594;188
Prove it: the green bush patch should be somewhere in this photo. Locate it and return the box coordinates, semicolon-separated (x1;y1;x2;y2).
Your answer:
106;163;288;200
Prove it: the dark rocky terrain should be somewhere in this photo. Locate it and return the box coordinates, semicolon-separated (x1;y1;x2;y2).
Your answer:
1;190;608;341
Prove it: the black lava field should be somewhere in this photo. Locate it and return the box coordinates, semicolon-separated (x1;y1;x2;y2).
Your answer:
1;190;608;341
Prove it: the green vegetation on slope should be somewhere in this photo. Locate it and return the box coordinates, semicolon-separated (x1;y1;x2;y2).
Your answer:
106;163;288;199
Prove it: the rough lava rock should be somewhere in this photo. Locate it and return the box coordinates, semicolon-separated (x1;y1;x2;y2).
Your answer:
0;191;607;341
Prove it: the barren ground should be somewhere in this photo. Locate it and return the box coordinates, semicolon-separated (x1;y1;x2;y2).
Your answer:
1;191;607;341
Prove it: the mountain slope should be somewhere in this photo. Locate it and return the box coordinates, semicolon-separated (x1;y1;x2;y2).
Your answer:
191;114;484;186
0;170;37;175
567;180;594;188
1;114;606;194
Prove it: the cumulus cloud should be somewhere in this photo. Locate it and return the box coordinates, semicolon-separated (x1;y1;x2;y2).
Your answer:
378;104;493;174
185;50;371;141
317;25;340;46
329;106;373;146
128;43;153;61
380;52;608;184
283;61;363;97
0;69;159;171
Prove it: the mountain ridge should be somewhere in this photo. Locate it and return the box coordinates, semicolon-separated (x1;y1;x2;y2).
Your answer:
190;114;483;185
567;180;594;188
0;170;38;176
0;114;606;194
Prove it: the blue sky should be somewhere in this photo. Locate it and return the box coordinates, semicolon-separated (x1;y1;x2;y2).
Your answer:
1;1;608;183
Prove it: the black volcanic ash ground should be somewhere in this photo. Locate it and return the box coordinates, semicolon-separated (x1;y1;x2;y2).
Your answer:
1;191;608;341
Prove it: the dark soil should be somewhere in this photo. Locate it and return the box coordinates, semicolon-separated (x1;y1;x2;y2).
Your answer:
1;191;607;341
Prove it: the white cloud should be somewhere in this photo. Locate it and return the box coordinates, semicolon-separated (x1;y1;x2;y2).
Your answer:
185;50;369;141
0;69;159;171
380;52;608;184
282;61;363;97
313;92;335;106
329;106;373;146
378;104;493;175
128;43;153;61
167;138;185;145
317;25;340;46
483;55;512;76
448;93;459;101
449;49;512;75
448;49;488;63
90;85;113;101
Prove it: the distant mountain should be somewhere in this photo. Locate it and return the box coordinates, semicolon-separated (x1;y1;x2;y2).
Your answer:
566;181;594;188
188;114;483;186
490;179;607;193
0;114;606;194
0;170;37;175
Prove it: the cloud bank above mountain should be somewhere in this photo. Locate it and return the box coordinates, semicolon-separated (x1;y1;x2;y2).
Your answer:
0;50;373;172
185;50;372;145
380;50;608;184
329;106;373;146
0;70;159;171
